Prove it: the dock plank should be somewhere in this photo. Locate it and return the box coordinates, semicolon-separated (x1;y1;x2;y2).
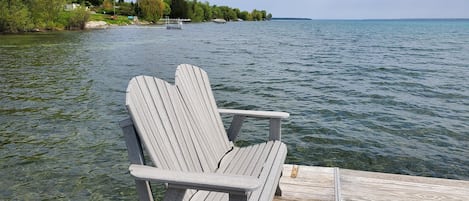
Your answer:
274;164;335;201
340;169;469;201
274;164;469;201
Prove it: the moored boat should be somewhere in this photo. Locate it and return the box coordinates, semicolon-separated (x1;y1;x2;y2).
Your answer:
213;18;227;24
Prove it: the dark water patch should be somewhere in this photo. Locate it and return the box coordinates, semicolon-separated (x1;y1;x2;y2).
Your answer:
212;84;243;92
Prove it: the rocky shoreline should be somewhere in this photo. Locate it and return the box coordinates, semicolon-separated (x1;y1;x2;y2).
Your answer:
85;21;110;29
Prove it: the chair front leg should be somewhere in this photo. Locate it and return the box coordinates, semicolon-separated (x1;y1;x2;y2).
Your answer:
163;186;187;201
269;118;282;141
229;192;249;201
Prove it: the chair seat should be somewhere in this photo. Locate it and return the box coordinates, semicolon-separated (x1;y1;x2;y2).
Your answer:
186;141;287;201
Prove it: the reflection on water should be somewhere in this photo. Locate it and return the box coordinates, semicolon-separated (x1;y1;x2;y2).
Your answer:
1;20;469;199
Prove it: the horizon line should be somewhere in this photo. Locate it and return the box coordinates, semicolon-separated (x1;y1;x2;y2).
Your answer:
271;17;469;21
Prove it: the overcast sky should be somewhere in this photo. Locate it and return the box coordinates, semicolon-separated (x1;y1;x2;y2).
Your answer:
204;0;469;19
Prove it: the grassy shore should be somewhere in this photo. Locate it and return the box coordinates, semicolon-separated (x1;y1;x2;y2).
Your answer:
89;14;133;25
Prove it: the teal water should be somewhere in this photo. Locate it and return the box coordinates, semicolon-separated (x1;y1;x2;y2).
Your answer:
1;20;468;200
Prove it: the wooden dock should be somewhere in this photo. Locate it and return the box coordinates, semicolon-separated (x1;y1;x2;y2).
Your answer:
274;164;469;201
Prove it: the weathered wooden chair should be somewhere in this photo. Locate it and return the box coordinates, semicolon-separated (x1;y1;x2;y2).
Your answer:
120;64;289;201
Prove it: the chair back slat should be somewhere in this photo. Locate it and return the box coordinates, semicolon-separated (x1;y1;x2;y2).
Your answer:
126;65;232;172
176;65;232;160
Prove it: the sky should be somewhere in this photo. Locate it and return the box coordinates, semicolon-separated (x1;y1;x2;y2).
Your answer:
204;0;469;19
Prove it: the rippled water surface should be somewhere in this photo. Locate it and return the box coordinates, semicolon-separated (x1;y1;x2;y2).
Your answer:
1;20;468;200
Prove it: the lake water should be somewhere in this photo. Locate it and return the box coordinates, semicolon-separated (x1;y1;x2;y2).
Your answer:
1;20;468;200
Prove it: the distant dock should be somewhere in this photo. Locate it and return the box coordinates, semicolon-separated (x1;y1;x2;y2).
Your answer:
275;164;469;201
164;18;190;30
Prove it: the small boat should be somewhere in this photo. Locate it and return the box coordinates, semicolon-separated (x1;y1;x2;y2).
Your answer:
213;18;227;24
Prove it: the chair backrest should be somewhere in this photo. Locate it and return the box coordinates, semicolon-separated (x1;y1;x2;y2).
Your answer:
125;64;231;173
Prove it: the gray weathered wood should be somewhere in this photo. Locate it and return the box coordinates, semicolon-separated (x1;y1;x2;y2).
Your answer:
269;118;281;141
227;115;246;141
229;193;249;201
219;109;289;141
129;164;261;192
176;65;231;154
256;144;287;201
218;109;289;119
273;165;336;201
164;187;187;201
119;118;145;165
274;164;469;201
119;118;154;201
122;64;289;201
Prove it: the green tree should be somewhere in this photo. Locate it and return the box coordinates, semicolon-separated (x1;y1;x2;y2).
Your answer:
0;0;98;32
238;11;251;21
200;2;212;21
189;0;204;22
185;0;193;19
102;0;113;13
219;6;235;21
66;6;90;29
232;8;240;19
211;5;221;19
251;9;263;21
139;0;164;22
163;1;171;16
116;1;135;16
260;10;267;20
0;0;32;32
30;0;66;29
88;0;103;6
170;0;188;18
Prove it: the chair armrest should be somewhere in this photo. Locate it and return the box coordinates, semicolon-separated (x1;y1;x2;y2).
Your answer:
218;108;290;119
129;164;261;193
219;108;289;141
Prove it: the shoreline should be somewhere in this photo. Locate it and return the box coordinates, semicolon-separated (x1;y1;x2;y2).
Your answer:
84;21;110;29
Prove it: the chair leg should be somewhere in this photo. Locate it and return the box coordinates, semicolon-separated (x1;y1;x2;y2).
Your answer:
275;184;282;196
229;193;248;201
163;187;186;201
135;180;154;201
275;170;283;196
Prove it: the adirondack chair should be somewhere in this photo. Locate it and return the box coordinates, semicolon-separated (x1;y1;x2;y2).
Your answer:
120;64;289;201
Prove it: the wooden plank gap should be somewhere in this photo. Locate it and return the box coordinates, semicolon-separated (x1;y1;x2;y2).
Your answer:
334;167;341;201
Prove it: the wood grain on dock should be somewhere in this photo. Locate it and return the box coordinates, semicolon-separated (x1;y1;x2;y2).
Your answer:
274;164;469;201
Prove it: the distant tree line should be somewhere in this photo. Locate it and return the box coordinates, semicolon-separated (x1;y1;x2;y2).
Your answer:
166;0;272;22
0;0;271;32
70;0;272;23
113;0;272;23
